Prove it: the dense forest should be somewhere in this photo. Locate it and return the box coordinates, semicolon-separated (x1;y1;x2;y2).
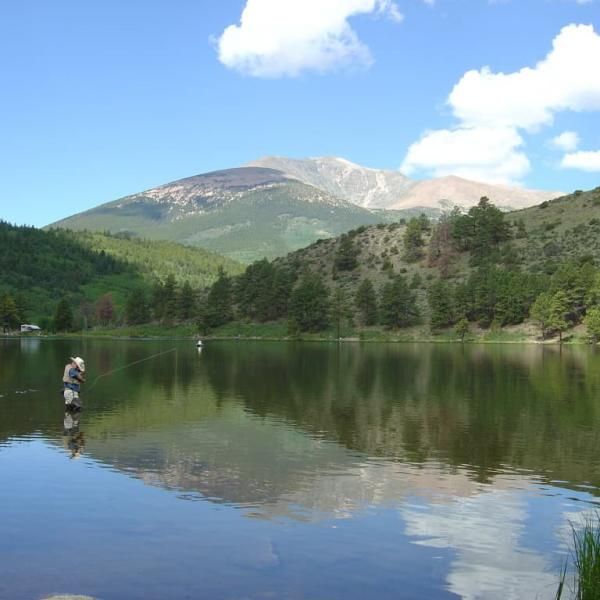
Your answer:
3;185;600;341
187;186;600;342
0;222;241;331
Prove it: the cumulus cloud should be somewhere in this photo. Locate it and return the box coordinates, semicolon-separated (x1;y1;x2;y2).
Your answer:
561;150;600;171
401;24;600;184
401;126;530;185
216;0;402;77
448;24;600;132
550;131;580;151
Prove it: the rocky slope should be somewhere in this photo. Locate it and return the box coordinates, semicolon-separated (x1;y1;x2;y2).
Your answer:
50;167;398;263
248;156;561;211
246;156;413;209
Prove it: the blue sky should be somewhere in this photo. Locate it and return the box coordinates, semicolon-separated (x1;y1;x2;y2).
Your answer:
0;0;598;227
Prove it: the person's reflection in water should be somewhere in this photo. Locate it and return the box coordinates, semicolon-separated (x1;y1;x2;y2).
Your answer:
63;408;85;459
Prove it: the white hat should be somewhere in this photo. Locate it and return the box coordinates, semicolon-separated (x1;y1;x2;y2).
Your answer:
70;356;86;372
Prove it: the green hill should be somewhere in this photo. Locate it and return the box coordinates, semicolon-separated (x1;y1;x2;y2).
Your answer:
198;186;600;342
71;231;244;288
49;168;420;263
0;222;243;325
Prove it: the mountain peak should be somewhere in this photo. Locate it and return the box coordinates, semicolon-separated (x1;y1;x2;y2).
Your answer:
246;156;413;209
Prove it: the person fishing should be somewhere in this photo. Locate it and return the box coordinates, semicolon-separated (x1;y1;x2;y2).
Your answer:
62;356;85;411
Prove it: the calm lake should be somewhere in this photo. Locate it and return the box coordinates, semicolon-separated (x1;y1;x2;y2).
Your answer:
1;339;599;600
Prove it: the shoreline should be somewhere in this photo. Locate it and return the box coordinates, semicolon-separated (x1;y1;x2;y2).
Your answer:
2;332;594;345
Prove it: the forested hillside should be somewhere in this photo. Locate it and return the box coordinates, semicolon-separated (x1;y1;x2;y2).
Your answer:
0;222;242;330
190;186;600;341
0;221;142;325
71;231;244;288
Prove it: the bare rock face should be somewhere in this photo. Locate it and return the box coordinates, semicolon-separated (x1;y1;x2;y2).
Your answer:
105;167;297;218
247;156;413;209
388;175;562;212
248;157;562;212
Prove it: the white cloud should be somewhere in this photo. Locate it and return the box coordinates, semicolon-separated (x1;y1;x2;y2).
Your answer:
561;150;600;171
216;0;402;77
551;131;580;151
401;24;600;184
448;24;600;132
401;126;530;185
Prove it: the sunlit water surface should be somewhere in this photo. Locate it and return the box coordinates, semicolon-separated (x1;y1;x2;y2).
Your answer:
1;338;599;600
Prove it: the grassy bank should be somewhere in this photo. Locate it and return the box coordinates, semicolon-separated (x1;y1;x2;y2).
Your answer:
556;513;600;599
9;320;593;344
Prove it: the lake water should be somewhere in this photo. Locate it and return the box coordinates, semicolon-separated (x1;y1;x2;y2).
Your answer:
1;339;599;600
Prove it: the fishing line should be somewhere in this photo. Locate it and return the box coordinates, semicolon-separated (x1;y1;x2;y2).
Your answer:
87;347;177;390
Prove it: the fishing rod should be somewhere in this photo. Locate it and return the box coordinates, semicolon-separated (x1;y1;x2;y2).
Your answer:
87;347;178;391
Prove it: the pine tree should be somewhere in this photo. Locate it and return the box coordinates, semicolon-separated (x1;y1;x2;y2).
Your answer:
162;274;178;323
14;293;28;324
203;267;233;329
428;280;454;330
355;279;378;326
455;318;469;342
331;287;353;338
151;281;166;321
288;272;330;332
125;288;150;325
379;275;419;329
334;234;359;271
402;218;425;263
549;290;569;343
530;292;553;339
178;281;196;321
53;298;74;332
584;306;600;344
0;293;20;332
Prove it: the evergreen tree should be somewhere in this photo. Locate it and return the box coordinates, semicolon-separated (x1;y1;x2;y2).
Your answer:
530;292;553;339
14;293;28;324
203;267;233;329
288;272;330;332
549;290;570;343
0;293;20;332
331;287;353;338
125;288;150;325
454;283;471;321
178;281;196;321
402;218;426;263
162;274;178;322
584;306;600;344
355;279;378;326
379;275;419;329
455;318;469;342
410;272;423;289
334;234;359;271
271;266;296;320
550;260;595;323
450;197;510;261
151;281;166;321
53;298;74;332
235;259;287;322
428;280;454;330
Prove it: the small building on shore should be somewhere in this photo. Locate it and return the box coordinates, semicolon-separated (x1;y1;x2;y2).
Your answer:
20;324;41;333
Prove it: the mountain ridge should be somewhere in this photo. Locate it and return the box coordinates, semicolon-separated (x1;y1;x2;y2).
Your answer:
247;156;562;211
50;157;564;263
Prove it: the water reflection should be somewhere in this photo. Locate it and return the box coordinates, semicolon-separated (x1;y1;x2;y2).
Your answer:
1;339;600;599
63;409;85;459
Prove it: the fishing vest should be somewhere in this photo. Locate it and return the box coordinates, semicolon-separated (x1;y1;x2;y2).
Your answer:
63;364;79;386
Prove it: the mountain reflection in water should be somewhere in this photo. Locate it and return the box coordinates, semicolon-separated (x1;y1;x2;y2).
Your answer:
1;339;599;599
